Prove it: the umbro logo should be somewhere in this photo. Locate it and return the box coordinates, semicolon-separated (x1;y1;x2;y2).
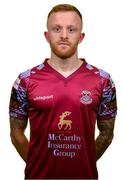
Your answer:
34;95;53;101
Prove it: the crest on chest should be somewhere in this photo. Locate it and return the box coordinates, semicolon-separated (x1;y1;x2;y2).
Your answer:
80;90;92;104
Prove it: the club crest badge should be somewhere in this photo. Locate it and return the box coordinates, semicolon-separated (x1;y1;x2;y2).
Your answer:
80;90;92;104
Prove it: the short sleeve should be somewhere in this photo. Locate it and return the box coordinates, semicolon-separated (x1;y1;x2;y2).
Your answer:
9;74;29;121
97;76;117;121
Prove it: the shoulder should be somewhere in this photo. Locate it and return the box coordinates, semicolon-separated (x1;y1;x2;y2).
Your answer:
85;62;110;80
13;63;45;90
85;61;115;88
19;63;45;79
85;62;113;84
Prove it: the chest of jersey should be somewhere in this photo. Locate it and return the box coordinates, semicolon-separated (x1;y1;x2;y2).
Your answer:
28;72;101;112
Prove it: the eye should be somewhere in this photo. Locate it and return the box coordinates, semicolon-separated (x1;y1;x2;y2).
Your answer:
52;27;61;32
69;28;74;32
68;27;76;33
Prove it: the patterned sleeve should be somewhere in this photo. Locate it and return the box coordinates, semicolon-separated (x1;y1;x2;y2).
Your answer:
9;73;29;121
97;75;117;121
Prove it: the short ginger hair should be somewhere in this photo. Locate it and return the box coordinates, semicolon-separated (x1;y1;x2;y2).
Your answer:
47;4;82;22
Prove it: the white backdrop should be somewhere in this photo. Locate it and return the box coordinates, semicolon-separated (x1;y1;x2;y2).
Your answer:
0;0;122;179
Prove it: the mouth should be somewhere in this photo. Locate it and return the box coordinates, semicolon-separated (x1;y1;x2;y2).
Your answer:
58;42;70;46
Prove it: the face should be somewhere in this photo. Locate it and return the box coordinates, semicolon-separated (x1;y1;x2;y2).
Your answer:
45;11;85;59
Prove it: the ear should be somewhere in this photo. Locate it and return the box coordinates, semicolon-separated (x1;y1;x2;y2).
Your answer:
79;33;85;43
44;31;49;43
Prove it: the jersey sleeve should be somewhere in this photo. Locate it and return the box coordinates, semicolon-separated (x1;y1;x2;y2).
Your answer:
97;75;117;121
9;74;29;121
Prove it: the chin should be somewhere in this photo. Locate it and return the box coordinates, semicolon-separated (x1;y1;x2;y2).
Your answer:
51;45;77;59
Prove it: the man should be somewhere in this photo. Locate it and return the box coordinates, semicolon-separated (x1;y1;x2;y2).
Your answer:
9;4;117;179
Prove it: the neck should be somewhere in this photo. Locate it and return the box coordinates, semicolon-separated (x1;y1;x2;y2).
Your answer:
48;53;83;73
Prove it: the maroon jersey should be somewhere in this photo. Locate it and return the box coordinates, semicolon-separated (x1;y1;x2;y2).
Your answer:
9;59;117;179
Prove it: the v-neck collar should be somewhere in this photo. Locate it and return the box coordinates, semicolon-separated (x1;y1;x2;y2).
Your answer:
44;58;87;81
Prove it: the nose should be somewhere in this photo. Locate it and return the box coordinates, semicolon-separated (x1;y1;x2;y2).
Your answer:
61;29;68;39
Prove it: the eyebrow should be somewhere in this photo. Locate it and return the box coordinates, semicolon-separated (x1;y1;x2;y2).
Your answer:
52;24;76;28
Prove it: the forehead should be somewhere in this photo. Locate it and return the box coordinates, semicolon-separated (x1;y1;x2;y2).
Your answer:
47;11;82;26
